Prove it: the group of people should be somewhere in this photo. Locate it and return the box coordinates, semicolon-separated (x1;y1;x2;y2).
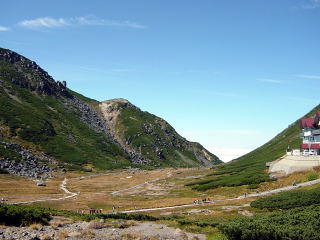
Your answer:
75;208;103;214
193;198;213;204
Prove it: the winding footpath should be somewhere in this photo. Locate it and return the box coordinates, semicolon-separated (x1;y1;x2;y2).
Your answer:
9;174;320;213
111;172;172;195
120;178;320;213
9;178;79;205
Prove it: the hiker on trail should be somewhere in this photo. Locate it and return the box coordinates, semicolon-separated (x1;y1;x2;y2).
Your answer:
244;192;247;198
292;181;297;186
112;206;115;213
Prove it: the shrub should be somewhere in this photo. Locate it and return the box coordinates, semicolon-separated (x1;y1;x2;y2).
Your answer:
188;170;270;191
0;204;51;226
308;172;319;181
247;184;260;189
0;168;8;174
218;205;320;240
250;187;320;210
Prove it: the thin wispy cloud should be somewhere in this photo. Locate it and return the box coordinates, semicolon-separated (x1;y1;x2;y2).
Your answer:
74;16;146;29
294;74;320;79
18;15;146;30
257;78;284;84
303;0;320;9
0;26;10;31
19;17;69;29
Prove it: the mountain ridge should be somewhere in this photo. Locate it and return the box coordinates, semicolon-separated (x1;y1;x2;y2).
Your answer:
0;47;221;176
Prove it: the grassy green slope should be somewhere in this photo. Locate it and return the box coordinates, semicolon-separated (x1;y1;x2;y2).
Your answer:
0;57;131;170
115;102;221;167
188;104;320;190
0;47;220;170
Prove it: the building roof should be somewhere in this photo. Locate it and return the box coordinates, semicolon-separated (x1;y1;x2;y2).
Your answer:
300;118;315;129
311;144;320;149
301;143;320;149
315;111;320;126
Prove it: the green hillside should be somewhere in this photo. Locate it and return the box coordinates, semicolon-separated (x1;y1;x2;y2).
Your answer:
0;50;131;170
108;100;221;167
0;47;221;171
188;104;320;191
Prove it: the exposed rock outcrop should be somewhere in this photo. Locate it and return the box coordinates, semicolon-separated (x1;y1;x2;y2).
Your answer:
99;99;221;167
0;141;55;179
64;96;110;135
0;48;70;97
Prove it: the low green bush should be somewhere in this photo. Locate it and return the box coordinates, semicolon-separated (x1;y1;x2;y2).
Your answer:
0;168;8;174
187;170;270;191
250;187;320;210
218;205;320;240
247;183;260;189
83;212;159;222
0;204;51;226
308;172;319;181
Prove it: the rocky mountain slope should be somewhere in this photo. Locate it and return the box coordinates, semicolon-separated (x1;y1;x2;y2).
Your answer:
100;99;220;167
0;48;220;175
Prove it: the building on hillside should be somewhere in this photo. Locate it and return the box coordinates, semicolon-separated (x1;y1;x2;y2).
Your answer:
268;111;320;175
299;111;320;156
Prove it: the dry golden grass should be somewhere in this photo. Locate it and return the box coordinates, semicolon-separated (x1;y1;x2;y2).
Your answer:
0;174;63;203
50;219;74;229
121;232;146;240
57;230;69;240
68;169;170;194
40;234;53;240
259;169;320;192
3;166;319;217
28;223;43;230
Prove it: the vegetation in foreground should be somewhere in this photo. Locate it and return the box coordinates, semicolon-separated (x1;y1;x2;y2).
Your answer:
0;203;161;226
0;204;51;226
219;204;320;240
250;186;320;210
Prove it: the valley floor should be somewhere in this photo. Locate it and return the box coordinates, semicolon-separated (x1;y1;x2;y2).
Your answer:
1;167;320;239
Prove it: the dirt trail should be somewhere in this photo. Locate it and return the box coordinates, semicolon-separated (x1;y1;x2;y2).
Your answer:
111;171;172;195
9;178;79;205
9;172;320;212
119;178;320;213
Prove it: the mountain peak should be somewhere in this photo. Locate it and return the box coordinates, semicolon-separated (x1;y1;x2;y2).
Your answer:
0;48;70;97
103;98;130;104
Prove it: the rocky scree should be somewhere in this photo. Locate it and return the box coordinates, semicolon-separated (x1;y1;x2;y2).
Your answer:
0;141;56;179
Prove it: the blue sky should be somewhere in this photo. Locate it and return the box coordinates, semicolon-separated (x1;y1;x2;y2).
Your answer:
1;0;319;161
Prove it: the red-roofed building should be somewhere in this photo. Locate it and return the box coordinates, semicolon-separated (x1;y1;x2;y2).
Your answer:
300;112;320;155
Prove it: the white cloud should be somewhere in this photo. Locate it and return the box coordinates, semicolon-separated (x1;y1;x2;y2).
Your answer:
74;16;146;29
18;15;146;30
303;0;320;8
294;74;320;79
257;78;284;84
18;17;69;29
0;26;10;31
